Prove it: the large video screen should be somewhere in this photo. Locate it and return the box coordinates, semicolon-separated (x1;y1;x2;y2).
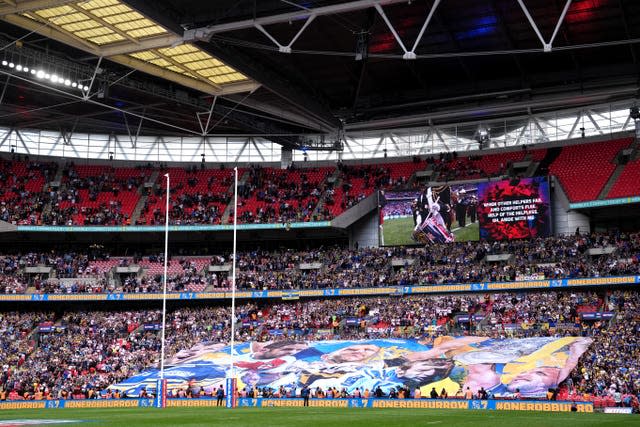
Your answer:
112;336;591;399
381;183;479;245
380;176;551;245
477;176;552;241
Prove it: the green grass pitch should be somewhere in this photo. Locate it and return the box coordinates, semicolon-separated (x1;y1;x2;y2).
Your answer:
382;216;479;246
0;407;638;427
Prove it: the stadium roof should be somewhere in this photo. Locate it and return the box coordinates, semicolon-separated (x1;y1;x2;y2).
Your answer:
0;0;639;150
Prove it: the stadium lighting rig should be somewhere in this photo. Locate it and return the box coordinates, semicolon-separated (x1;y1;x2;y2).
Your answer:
0;59;90;92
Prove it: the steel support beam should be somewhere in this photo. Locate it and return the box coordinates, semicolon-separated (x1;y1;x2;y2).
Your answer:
0;75;9;105
84;56;103;100
517;0;572;52
196;96;217;135
254;14;315;54
183;0;408;40
374;0;441;59
123;107;144;148
531;116;549;141
586;110;603;134
567;112;582;139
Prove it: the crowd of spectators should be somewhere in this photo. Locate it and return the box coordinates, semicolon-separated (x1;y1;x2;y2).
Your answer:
0;232;638;295
486;291;602;328
234;165;327;224
0;251;107;294
143;194;225;226
1;310;160;400
0;152;543;227
432;157;486;181
219;232;640;291
429;151;515;182
43;164;149;226
0;158;429;226
0;289;637;403
0;158;57;226
142;166;232;225
570;290;640;403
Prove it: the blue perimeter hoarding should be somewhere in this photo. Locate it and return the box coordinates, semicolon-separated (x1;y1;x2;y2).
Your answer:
3;275;638;303
0;398;594;412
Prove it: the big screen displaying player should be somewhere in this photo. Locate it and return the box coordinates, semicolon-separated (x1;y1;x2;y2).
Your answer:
381;184;479;246
380;176;551;245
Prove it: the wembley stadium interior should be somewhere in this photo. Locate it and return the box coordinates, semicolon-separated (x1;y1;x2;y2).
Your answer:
0;0;639;415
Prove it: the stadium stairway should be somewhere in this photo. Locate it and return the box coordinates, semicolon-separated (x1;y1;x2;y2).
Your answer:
221;170;248;223
41;166;66;220
534;146;562;176
311;168;340;219
598;161;627;199
52;165;65;183
601;137;640;199
130;170;159;224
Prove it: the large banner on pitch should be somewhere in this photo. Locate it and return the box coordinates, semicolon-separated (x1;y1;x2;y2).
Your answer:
111;336;590;399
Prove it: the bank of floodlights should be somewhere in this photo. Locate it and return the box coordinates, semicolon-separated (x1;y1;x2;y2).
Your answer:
1;58;90;92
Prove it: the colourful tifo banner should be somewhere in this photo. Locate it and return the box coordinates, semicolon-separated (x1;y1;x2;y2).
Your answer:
110;336;592;400
0;398;594;412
